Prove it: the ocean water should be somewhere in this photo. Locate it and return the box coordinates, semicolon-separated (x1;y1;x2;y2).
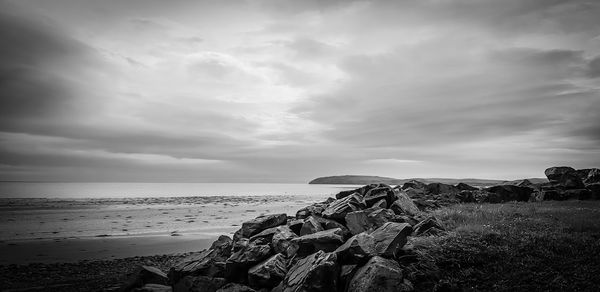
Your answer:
0;182;360;199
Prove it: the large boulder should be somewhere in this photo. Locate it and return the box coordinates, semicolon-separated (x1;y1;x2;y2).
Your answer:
299;216;324;236
578;168;600;185
173;276;226;292
545;166;584;189
345;210;372;235
247;254;287;288
425;183;458;195
456;182;478;191
271;225;298;257
291;228;345;256
279;251;339;292
362;185;396;207
390;190;420;216
347;256;404;292
225;241;272;283
413;216;444;236
122;265;169;292
334;232;376;265
210;236;233;259
322;193;363;221
370;222;412;258
314;216;351;238
295;203;327;219
401;180;427;190
240;214;287;238
367;208;398;229
169;249;226;284
484;185;533;203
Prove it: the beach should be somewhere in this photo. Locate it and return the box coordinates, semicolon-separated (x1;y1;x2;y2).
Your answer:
0;194;331;265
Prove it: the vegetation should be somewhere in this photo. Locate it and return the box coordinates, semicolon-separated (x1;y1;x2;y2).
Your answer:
405;201;600;291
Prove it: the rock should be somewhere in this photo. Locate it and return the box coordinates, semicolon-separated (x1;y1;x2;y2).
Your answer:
456;182;477;191
291;228;345;257
587;183;600;200
299;216;324;236
286;219;303;235
564;188;593;200
210;235;233;258
456;190;476;203
295;203;326;219
322;193;363;221
173;276;226;292
372;199;387;209
240;214;287;238
367;208;397;229
347;256;403;292
370;222;412;258
215;283;256;292
425;183;458;195
401;180;427;190
363;185;396;207
279;251;339;292
249;226;280;243
413;216;444;235
345;210;372;235
390;190;420;216
338;265;359;292
545;166;584;189
484;185;532;202
122;266;169;292
225;241;272;283
169;250;226;284
334;232;376;265
335;190;360;200
314;216;351;236
413;199;439;211
271;225;298;257
132;284;172;292
247;254;287;288
579;168;600;185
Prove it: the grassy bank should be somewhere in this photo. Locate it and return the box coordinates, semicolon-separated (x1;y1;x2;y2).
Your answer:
406;201;600;291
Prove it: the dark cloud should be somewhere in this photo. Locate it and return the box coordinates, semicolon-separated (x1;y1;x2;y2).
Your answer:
587;55;600;78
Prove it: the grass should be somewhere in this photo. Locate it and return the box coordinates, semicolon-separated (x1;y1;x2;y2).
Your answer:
405;201;600;292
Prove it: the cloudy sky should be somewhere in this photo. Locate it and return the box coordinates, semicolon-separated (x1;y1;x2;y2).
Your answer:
1;0;599;182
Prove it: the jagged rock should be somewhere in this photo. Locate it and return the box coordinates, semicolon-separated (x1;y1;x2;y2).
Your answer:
578;168;600;185
564;188;593;200
295;203;326;219
413;216;444;236
286;219;303;235
169;249;226;284
345;210;371;235
338;265;359;292
335;190;360;200
413;199;439;211
271;225;298;257
322;193;363;221
215;283;256;292
225;241;272;283
247;254;287;288
484;185;532;202
390;190;420;216
367;208;397;229
173;276;226;292
370;222;412;258
249;226;280;243
299;216;324;235
545;166;584;189
456;182;477;191
334;232;376;264
209;235;233;258
456;190;476;203
401;180;427;190
240;214;287;238
314;216;351;240
122;265;169;292
363;185;396;207
132;284;172;292
279;251;339;292
291;228;344;256
372;199;387;209
347;256;404;292
425;183;458;195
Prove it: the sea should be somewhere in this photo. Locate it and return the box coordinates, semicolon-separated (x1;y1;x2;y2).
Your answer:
0;182;360;199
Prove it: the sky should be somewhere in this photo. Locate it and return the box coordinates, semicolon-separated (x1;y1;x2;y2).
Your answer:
0;0;599;182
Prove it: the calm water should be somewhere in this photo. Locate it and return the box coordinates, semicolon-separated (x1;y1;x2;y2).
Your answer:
0;182;360;199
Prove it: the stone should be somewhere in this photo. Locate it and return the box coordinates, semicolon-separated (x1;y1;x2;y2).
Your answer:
279;251;339;292
545;166;584;189
367;208;397;229
215;283;256;292
169;250;225;284
247;254;288;288
173;276;226;292
345;210;372;235
456;190;476;203
271;225;298;257
334;232;376;265
291;228;345;257
299;216;324;236
335;190;360;200
564;188;593;200
413;216;444;236
322;193;363;221
456;182;477;191
295;203;326;219
122;265;169;291
347;256;403;292
338;265;359;292
133;284;172;292
370;222;412;258
372;199;387;209
363;186;395;207
240;214;287;238
425;183;458;195
217;283;256;292
225;241;272;283
484;185;532;202
390;190;420;216
579;168;600;185
401;180;427;190
210;235;233;258
587;183;600;200
249;226;279;243
286;219;303;235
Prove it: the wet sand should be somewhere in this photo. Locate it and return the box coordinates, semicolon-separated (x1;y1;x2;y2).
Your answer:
0;194;325;265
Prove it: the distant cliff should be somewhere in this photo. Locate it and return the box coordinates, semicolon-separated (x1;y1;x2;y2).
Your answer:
308;175;547;186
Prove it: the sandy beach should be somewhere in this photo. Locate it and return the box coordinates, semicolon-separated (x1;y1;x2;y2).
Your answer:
0;195;324;265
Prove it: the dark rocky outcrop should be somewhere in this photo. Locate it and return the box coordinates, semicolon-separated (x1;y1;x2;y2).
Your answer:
545;166;585;189
224;241;272;283
291;228;345;256
334;232;376;265
484;185;532;203
322;193;363;221
247;254;287;288
121;265;169;292
347;256;404;292
239;214;287;238
370;222;412;258
168;249;226;284
271;225;298;257
299;216;324;235
413;216;444;236
390;190;420;216
278;251;339;292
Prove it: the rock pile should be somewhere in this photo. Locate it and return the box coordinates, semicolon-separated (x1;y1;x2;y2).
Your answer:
536;166;600;200
118;184;442;292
